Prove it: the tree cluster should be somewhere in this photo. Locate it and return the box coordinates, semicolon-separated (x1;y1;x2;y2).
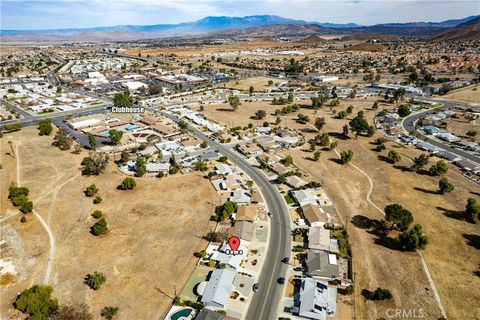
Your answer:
81;153;109;175
8;183;33;213
52;129;73;150
38;119;53;136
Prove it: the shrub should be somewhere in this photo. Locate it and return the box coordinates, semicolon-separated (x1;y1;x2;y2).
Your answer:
84;271;106;290
118;177;136;190
397;224;428;250
438;178;454;194
101;306;119;320
429;160;448;175
91;218;108;235
81;154;109;175
92;210;103;219
84;184;98;197
93;196;102;204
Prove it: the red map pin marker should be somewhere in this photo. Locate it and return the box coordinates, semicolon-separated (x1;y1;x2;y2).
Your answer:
228;236;241;252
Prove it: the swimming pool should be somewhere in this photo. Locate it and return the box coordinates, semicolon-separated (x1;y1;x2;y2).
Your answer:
169;308;192;320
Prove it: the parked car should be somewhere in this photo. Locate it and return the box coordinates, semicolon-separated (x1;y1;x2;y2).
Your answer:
282;257;290;264
253;283;260;292
267;211;273;217
277;277;285;285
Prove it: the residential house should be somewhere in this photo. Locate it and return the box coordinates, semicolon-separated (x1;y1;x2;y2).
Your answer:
229;221;254;241
200;269;236;308
229;190;251;204
270;163;289;176
236;205;257;222
215;163;233;176
286;175;308;189
308;227;339;253
238;144;263;157
301;204;328;227
296;279;337;320
293;189;318;207
306;251;339;280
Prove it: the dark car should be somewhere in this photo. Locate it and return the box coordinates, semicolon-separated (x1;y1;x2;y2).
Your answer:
277;277;285;285
282;257;290;264
253;283;260;292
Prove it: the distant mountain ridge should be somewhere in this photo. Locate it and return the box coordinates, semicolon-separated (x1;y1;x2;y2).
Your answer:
1;14;478;42
431;16;480;41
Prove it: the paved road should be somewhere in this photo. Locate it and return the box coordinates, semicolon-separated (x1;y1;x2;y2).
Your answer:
403;101;480;164
160;111;292;319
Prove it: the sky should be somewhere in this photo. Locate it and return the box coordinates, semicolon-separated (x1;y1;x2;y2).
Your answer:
1;0;479;30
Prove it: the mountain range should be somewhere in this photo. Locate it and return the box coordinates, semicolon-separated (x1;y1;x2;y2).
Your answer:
1;14;478;42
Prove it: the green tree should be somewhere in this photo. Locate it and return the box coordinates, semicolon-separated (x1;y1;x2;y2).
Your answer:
194;161;208;171
384;204;413;231
429;160;448;175
118;177;136;190
91;218;108;236
340;150;353;164
342;124;349;137
135;157;146;177
465;198;480;221
218;201;238;221
218;156;228;163
349;111;370;137
108;129;123;145
438;178;454;194
93;196;102;204
84;271;106;290
313;151;321;161
87;133;97;150
200;141;208;148
84;184;98;197
314;117;326;131
330;140;338;150
397;224;428;250
387;150;401;164
228;95;241;111
52;129;73;151
120;151;130;163
282;154;294;166
81;153;108;176
254;109;267;120
15;285;58;319
249;86;254;95
366;125;375;137
397;104;411;117
113;89;133;108
101;307;119;320
411;154;430;171
38;119;53;136
372;101;379;110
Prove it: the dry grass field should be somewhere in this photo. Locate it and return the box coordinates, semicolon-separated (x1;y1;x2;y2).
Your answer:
215;76;285;92
441;84;480;106
446;114;480;142
200;96;480;319
0;128;219;319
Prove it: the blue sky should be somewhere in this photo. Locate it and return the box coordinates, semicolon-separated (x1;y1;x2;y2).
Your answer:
1;0;479;30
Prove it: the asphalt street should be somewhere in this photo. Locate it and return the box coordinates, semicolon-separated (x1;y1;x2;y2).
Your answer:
403;101;480;164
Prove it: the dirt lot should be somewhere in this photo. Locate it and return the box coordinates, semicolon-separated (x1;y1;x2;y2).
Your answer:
441;84;480;106
0;128;219;319
200;96;480;319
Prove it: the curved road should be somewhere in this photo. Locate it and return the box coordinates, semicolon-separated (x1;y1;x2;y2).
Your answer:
185;123;292;320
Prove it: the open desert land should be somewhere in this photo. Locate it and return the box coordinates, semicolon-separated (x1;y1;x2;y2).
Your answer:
199;96;480;319
0;127;219;319
124;39;297;57
440;84;480;106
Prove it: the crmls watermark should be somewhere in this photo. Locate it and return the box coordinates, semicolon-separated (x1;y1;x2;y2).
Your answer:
386;308;425;318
